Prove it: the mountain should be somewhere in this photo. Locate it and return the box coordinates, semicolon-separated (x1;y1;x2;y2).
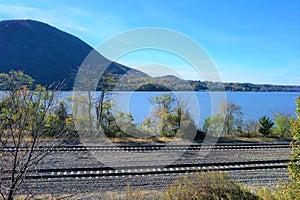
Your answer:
0;19;299;92
0;19;149;89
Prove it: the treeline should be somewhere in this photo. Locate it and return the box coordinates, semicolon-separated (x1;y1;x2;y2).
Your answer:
202;102;295;139
99;72;300;92
190;80;300;92
0;70;202;142
100;74;300;92
0;70;298;142
0;71;78;141
3;70;300;92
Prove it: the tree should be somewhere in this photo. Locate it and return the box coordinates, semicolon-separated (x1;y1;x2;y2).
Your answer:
72;66;119;140
287;96;300;198
0;74;71;199
54;101;79;143
0;70;34;91
176;110;198;141
272;113;292;138
142;94;180;137
115;111;145;138
258;116;274;136
55;101;68;123
220;102;243;135
202;115;224;137
95;93;118;138
95;75;117;136
140;94;197;139
243;119;260;137
203;102;243;136
72;67;96;137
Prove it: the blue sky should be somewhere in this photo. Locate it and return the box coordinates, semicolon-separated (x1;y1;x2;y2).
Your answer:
0;0;299;85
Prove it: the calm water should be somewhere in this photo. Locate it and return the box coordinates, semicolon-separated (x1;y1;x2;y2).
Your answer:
63;91;299;128
1;91;298;127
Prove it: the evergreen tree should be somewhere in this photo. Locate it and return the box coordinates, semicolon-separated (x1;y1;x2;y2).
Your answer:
258;116;274;136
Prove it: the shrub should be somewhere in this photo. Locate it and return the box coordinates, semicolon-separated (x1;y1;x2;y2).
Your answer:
256;186;290;200
163;172;259;200
259;96;300;200
287;95;300;199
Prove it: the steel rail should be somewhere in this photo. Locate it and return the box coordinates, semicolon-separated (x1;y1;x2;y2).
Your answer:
1;159;294;180
1;143;293;152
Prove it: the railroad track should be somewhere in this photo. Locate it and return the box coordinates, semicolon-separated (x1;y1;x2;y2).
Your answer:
1;159;292;180
1;142;292;152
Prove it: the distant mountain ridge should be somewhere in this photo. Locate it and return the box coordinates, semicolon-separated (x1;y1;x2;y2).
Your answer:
0;19;148;90
0;19;299;92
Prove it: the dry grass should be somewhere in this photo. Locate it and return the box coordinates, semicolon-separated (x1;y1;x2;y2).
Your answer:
163;172;259;200
108;136;179;143
219;135;290;143
14;190;162;200
103;187;162;200
14;193;97;200
108;134;290;144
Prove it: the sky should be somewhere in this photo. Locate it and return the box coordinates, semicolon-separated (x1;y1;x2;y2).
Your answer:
0;0;299;85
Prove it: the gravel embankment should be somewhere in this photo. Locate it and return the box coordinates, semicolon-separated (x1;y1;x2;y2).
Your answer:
20;168;289;199
39;147;291;168
14;143;292;198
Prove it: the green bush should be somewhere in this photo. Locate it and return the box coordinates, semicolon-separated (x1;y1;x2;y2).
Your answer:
287;95;300;199
272;113;292;138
